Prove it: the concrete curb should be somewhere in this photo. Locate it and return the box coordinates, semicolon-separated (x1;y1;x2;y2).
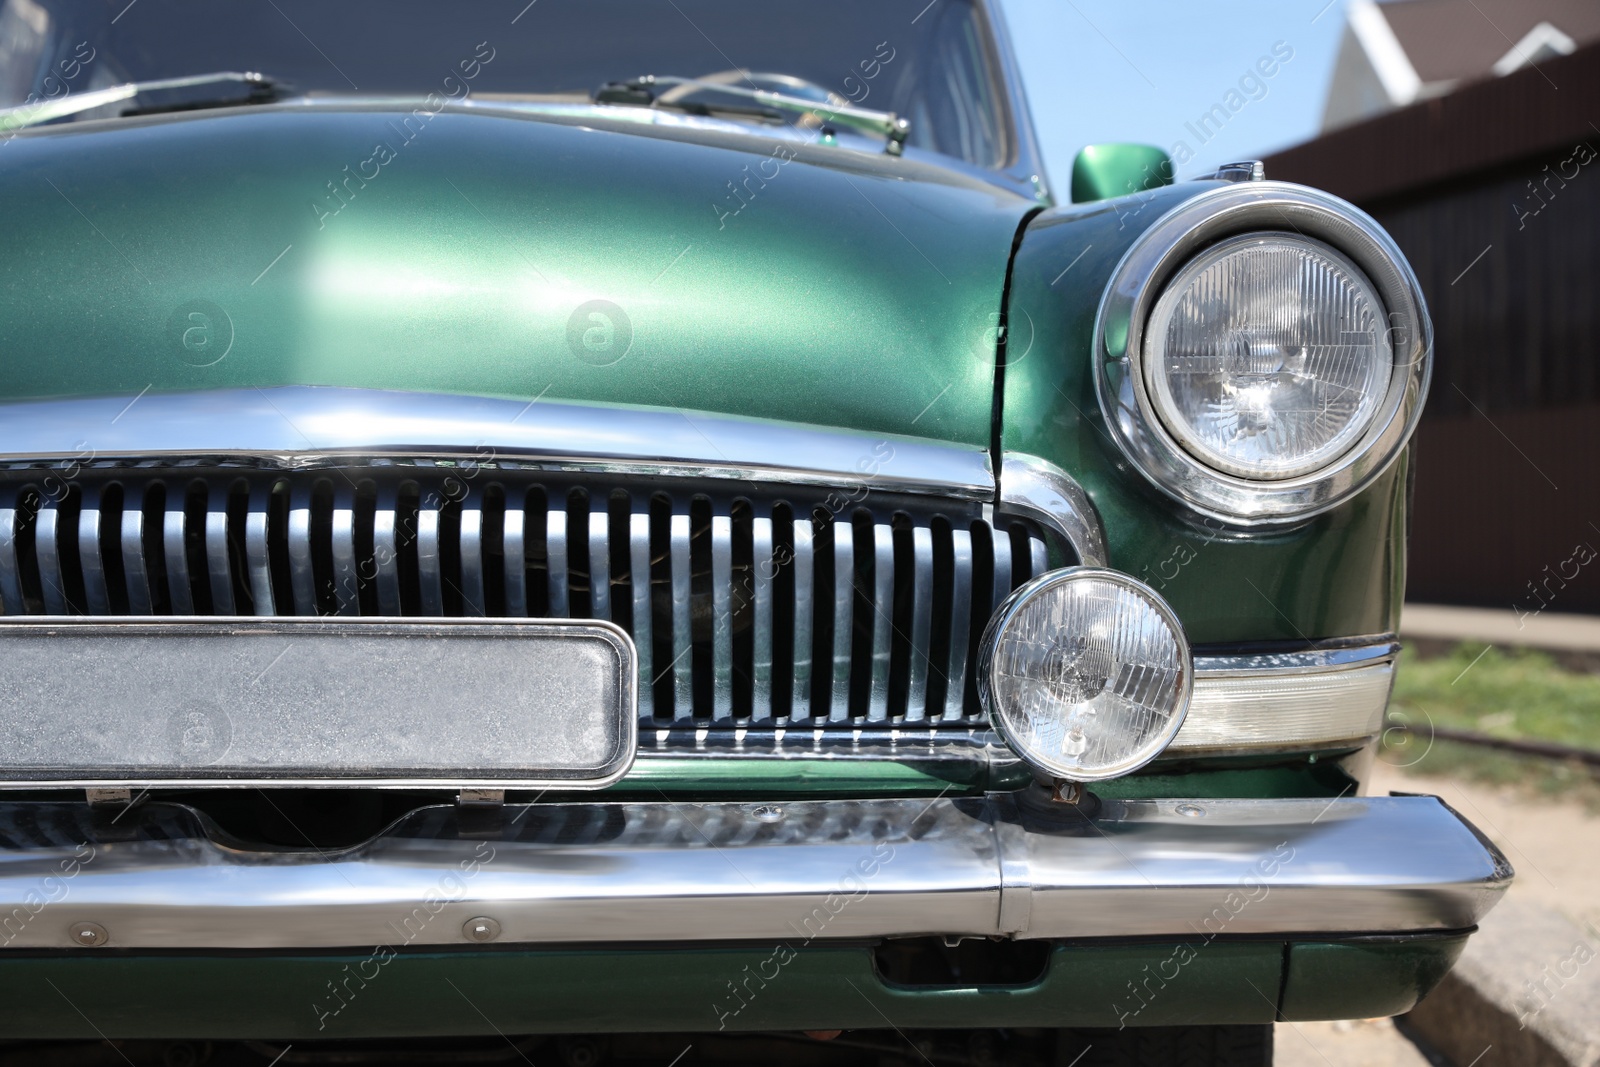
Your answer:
1402;898;1600;1067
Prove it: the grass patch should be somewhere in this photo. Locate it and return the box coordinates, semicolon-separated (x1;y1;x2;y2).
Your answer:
1385;644;1600;809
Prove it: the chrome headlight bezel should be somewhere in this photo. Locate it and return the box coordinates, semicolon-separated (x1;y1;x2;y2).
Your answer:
1094;181;1432;526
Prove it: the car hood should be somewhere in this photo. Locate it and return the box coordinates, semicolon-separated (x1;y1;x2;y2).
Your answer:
0;103;1036;449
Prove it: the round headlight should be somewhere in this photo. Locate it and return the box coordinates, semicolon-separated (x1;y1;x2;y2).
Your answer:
1145;234;1392;480
1094;181;1432;525
980;568;1192;782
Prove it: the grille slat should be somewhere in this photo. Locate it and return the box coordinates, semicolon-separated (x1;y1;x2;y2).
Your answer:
245;482;276;615
709;503;733;722
946;526;974;722
627;509;652;716
751;513;774;722
828;522;853;723
78;487;111;615
868;522;894;721
791;515;814;720
330;484;360;617
0;495;21;616
458;495;486;618
668;509;692;715
204;487;235;615
587;503;610;623
35;502;69;615
287;484;315;616
546;501;569;618
416;497;445;617
121;501;153;615
907;525;934;720
373;485;403;616
163;495;194;614
0;467;1059;730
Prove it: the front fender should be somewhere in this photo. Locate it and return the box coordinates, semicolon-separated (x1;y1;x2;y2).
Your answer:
1000;181;1407;644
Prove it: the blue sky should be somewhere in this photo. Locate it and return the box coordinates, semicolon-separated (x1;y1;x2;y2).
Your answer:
999;0;1353;188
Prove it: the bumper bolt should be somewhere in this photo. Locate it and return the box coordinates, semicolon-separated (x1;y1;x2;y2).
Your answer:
68;921;108;947
751;805;784;823
1175;804;1206;818
463;916;501;943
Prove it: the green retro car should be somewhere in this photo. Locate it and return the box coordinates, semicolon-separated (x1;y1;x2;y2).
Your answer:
0;1;1508;1064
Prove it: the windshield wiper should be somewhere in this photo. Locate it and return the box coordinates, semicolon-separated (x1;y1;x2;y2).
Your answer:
0;71;284;132
594;75;910;156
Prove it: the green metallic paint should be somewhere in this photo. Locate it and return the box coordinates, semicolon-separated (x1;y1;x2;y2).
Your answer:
0;103;1032;446
0;941;1282;1038
1280;935;1470;1021
0;934;1464;1037
1002;182;1408;643
1070;143;1175;204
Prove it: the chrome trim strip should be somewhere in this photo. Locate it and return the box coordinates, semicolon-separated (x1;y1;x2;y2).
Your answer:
0;388;994;500
0;795;1508;949
997;453;1107;567
1093;182;1433;526
1194;638;1400;675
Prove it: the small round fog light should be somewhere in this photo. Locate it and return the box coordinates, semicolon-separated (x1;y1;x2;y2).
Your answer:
980;568;1192;782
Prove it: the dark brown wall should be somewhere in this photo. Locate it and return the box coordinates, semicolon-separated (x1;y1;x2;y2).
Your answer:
1265;44;1600;612
1413;406;1600;615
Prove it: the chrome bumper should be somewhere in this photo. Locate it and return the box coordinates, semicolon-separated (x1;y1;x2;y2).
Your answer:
0;794;1510;951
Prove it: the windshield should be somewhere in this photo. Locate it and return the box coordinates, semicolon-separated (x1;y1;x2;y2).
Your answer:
0;0;1013;168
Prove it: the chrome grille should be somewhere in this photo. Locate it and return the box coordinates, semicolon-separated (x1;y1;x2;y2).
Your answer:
0;465;1061;727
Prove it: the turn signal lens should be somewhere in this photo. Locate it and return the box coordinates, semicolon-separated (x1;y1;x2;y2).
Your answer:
980;568;1192;782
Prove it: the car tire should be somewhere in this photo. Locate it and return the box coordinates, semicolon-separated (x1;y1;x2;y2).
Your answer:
1061;1025;1274;1067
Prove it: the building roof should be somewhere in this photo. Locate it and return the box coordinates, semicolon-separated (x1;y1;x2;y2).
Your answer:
1382;0;1600;84
1266;38;1600;205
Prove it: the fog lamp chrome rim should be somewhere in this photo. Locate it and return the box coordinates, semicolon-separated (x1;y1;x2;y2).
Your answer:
979;567;1193;783
1094;181;1432;526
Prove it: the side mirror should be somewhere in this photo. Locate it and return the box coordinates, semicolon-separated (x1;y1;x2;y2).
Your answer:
1070;143;1175;204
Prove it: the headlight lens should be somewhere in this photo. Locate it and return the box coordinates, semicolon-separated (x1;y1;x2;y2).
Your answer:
1144;233;1392;480
980;568;1191;782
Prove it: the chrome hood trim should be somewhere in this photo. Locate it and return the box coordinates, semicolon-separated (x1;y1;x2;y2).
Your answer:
0;387;993;499
0;794;1509;950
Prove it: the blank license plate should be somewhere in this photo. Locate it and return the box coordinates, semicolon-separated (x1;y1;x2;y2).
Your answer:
0;618;636;788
